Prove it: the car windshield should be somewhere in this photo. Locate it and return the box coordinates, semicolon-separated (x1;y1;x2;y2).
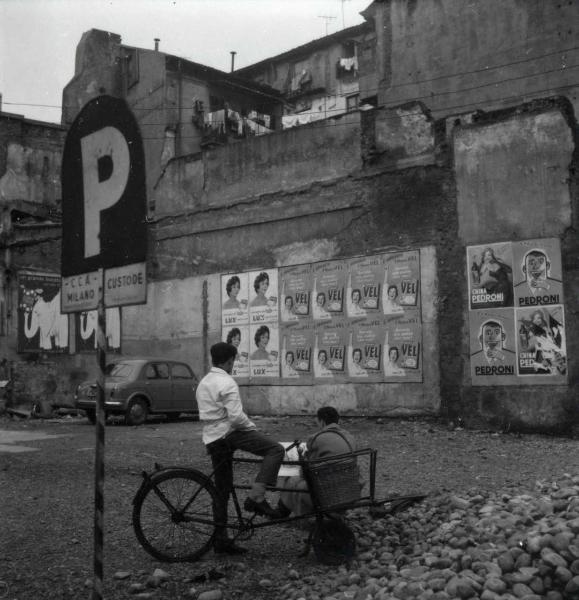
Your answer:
105;362;136;379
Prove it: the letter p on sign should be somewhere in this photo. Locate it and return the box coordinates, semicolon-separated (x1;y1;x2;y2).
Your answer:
61;96;147;278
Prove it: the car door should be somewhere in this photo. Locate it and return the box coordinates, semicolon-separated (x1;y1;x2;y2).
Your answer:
170;362;198;413
143;362;171;412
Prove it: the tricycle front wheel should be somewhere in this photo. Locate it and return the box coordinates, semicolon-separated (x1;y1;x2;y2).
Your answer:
132;468;218;562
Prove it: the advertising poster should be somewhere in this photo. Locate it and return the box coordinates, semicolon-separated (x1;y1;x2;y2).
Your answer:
221;272;249;327
313;319;349;382
280;322;314;384
279;264;312;324
382;251;421;317
469;309;517;385
312;260;347;321
384;317;422;382
346;256;382;318
75;308;121;353
223;324;250;381
466;242;514;310
346;317;384;382
248;269;279;325
512;238;563;308
18;272;69;353
249;322;280;382
515;305;567;380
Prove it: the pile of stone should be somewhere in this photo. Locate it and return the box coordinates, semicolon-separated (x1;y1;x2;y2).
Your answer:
279;474;579;600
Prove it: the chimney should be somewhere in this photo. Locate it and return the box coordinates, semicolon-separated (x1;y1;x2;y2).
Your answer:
230;51;237;73
154;38;160;51
0;93;2;112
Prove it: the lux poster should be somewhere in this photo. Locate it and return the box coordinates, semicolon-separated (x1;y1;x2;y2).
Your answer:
347;317;384;382
248;269;279;324
512;238;563;308
280;322;314;384
312;260;347;321
222;324;250;381
18;272;68;353
466;242;514;310
75;308;121;353
384;317;422;382
346;256;383;318
221;272;249;327
382;251;421;317
279;264;312;324
313;319;348;382
516;305;566;380
469;309;517;385
249;322;280;382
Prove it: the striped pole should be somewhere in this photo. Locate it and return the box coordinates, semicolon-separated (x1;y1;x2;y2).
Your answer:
92;296;107;600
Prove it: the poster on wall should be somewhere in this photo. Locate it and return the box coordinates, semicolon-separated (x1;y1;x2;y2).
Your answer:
515;305;567;380
18;272;69;353
346;317;384;382
466;242;514;310
312;260;347;321
346;256;383;318
382;251;421;317
75;308;121;353
384;316;422;382
221;272;249;326
222;324;250;381
313;319;348;382
248;269;279;324
280;322;314;384
279;264;312;323
512;238;563;308
249;322;280;382
469;309;517;385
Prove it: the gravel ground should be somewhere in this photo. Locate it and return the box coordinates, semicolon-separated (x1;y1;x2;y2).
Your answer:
1;414;578;600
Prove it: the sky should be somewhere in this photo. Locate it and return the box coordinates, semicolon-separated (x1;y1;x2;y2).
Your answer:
0;0;370;124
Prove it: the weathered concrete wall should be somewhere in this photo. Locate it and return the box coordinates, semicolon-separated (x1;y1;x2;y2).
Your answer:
367;0;579;118
453;99;578;431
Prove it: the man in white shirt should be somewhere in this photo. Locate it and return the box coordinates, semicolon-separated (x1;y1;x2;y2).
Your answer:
197;342;285;554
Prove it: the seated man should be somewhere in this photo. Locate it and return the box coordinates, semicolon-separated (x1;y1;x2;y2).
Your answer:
196;342;285;554
277;406;358;517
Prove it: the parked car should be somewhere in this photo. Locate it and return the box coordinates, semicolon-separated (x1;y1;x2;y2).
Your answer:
74;358;198;426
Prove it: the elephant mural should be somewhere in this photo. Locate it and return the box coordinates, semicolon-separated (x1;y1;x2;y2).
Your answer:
78;308;121;351
21;289;68;351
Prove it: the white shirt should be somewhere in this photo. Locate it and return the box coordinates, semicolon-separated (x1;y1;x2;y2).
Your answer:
196;367;255;445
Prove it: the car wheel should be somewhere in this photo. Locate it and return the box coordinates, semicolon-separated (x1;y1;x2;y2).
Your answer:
126;398;148;426
85;409;96;424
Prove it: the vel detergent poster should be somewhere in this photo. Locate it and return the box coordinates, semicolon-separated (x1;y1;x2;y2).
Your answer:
347;317;384;382
384;317;422;382
312;260;347;321
346;256;383;318
382;251;421;317
280;322;314;384
313;319;348;382
279;264;312;324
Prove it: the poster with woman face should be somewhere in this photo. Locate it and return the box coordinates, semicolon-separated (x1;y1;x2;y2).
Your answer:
222;324;250;381
469;309;517;385
346;317;384;382
382;251;421;317
248;269;279;325
18;272;69;353
515;305;566;381
383;316;422;382
221;272;249;326
466;242;514;310
312;260;347;321
512;238;563;308
249;322;280;381
313;319;348;382
280;322;314;384
346;256;382;318
75;308;121;353
279;264;312;324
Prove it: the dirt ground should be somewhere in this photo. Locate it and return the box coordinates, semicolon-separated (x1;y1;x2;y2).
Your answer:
1;413;578;599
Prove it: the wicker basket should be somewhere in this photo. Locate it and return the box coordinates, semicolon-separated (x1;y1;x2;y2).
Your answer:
307;456;360;510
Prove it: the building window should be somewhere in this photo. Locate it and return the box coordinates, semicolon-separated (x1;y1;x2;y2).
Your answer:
346;94;359;112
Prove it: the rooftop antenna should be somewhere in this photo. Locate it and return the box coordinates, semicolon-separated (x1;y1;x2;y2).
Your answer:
317;14;336;36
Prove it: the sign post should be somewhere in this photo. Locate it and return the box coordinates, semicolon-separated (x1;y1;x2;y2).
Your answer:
61;95;147;600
